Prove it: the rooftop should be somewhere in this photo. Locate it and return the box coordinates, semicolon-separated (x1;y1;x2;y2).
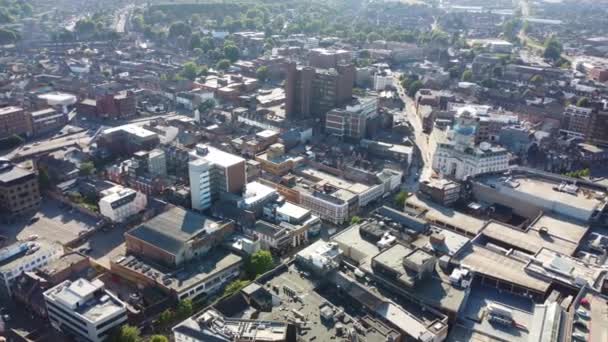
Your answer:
44;278;126;323
103;124;157;139
451;243;551;294
0;106;22;115
276;202;309;221
476;174;604;222
0;161;36;184
480;220;580;256
127;207;229;256
405;194;486;237
114;249;242;294
0;239;62;273
191;144;245;168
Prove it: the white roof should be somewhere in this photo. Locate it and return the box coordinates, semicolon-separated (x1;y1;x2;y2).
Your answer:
192;144;245;168
277;202;309;220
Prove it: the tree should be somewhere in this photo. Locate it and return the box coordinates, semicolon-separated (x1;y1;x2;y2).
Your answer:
190;14;202;27
74;19;96;36
0;28;18;45
367;32;382;42
198;99;215;113
577;97;590;108
224;280;249;297
189;33;201;50
247;250;274;277
543;36;563;61
79;162;96;176
350;216;362;225
395;191;410;208
256;66;269;82
109;325;140;342
461;70;473;82
157;309;174;327
216;59;231;71
223;44;240;62
180;62;200;81
176;300;193;319
150;336;168;342
39;168;51;190
169;22;192;39
407;80;423;97
200;37;214;52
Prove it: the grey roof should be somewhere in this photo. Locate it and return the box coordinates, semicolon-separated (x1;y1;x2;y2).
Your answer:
128;207;227;255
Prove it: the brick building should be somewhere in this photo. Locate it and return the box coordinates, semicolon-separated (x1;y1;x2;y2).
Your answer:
0;106;31;140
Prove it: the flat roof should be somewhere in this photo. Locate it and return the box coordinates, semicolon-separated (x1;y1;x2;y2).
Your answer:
114;249;242;293
480;221;580;256
412;227;470;256
127;207;228;256
331;224;380;270
526;248;601;289
103;124;157;139
406;194;486;236
0;240;62;273
192;144;245;168
0;106;22;115
253;265;401;342
477;175;603;222
45;278;125;323
452;243;551;294
0;163;35;184
276;202;309;220
529;213;588;247
373;244;414;275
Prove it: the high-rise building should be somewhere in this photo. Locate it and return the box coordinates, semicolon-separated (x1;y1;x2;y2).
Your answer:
44;278;128;342
189;144;246;211
284;62;355;119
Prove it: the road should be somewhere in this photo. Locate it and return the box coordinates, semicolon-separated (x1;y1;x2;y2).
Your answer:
393;73;435;192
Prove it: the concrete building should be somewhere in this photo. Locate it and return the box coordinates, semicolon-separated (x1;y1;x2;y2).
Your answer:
0;159;41;217
373;70;394;91
98;185;147;223
0;106;31;139
255;143;303;176
30;108;68;136
472;171;606;222
325;97;378;140
284;62;355;119
189;144;247;211
147;149;167;176
98;124;159;156
561;105;593;139
309;48;352;69
419;179;461;206
117;207;239;300
432;113;509;180
44;278;128;342
0;239;63;296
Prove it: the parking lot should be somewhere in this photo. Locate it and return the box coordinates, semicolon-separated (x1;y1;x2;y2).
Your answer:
74;226;127;269
1;200;98;246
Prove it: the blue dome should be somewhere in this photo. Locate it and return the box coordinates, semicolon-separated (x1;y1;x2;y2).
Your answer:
454;124;476;136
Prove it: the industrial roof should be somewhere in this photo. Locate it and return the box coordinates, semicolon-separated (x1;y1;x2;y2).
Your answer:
127;207;226;256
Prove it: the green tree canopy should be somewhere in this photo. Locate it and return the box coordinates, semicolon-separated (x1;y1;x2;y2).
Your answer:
169;22;192;39
543;36;563;61
395;191;410;208
79;162;96;176
223;44;240;62
256;66;269;82
577;97;590;108
176;299;193;319
0;28;18;45
247;250;274;277
461;69;473;82
216;59;231;70
350;216;362;225
109;325;141;342
407;80;424;97
150;336;168;342
180;61;200;81
224;280;249;297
